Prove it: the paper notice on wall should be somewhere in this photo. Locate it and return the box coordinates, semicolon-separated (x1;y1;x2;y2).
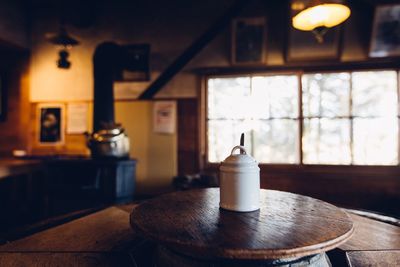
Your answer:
153;101;176;134
67;103;89;134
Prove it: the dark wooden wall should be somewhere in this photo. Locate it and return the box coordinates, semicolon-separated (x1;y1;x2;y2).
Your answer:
0;44;30;157
177;99;199;176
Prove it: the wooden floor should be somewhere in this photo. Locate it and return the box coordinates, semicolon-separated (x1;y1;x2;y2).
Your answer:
0;204;398;266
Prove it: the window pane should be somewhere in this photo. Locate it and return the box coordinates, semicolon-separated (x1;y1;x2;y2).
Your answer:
302;73;350;117
353;118;398;165
352;71;397;117
303;118;351;164
207;120;253;163
253;119;299;163
207;77;251;119
252;75;299;119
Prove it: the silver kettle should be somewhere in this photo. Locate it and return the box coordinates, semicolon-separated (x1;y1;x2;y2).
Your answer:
86;125;130;158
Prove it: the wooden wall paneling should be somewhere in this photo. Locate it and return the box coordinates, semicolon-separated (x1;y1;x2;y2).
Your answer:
256;165;400;216
0;48;30;157
177;98;199;175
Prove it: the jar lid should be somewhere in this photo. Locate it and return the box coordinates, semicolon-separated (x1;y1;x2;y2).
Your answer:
220;146;259;170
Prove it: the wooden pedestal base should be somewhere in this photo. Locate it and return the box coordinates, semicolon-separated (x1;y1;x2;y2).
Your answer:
156;246;331;267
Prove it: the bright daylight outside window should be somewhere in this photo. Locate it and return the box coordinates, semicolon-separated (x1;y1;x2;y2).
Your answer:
206;70;399;165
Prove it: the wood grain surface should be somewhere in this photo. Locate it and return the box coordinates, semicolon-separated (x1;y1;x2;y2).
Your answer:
346;250;400;267
0;252;134;267
339;213;400;251
116;203;138;213
130;188;354;260
0;207;138;252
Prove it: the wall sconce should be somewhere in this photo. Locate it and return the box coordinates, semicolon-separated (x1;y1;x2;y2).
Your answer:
292;0;351;43
47;25;79;69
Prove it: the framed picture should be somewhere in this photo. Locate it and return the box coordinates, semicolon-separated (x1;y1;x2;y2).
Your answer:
114;44;151;82
231;17;266;65
369;4;400;58
287;0;341;62
37;104;65;145
153;101;176;134
0;76;6;121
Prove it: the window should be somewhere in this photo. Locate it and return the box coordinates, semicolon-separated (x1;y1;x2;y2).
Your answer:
206;70;399;165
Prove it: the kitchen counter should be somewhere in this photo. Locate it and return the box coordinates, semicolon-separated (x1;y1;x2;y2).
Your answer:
0;159;43;179
0;157;136;234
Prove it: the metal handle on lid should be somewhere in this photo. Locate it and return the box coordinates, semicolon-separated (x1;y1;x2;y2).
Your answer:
231;145;247;155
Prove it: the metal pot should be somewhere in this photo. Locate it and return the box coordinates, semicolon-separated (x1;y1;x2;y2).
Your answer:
86;126;130;158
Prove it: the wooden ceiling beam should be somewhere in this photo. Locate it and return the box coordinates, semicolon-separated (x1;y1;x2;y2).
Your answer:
138;0;251;100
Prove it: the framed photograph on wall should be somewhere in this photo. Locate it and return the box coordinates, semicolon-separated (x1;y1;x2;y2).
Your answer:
231;17;266;65
287;0;342;62
369;4;400;58
37;104;65;145
114;44;151;82
153;101;176;134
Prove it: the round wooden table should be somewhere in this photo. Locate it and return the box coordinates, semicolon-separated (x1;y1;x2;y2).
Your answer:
130;188;354;266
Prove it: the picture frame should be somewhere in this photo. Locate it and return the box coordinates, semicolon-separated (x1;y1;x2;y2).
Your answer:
37;103;65;145
286;0;342;62
114;44;151;82
369;4;400;58
153;101;176;134
231;17;266;65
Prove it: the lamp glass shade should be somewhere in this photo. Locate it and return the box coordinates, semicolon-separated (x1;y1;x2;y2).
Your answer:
292;3;351;31
48;27;79;48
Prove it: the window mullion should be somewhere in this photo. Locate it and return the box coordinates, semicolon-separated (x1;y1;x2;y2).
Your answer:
298;72;303;165
397;70;400;166
349;72;354;165
250;76;255;157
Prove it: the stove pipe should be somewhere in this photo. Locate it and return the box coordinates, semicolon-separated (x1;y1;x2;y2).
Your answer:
89;42;133;158
93;42;123;131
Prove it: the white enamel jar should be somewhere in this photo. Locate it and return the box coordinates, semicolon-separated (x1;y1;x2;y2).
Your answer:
219;145;260;212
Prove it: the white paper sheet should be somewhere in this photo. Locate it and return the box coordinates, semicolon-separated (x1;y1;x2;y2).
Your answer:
67;103;89;134
153;101;176;134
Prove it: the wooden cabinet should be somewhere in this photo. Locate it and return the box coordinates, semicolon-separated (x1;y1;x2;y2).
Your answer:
0;158;136;233
45;158;136;216
0;160;46;231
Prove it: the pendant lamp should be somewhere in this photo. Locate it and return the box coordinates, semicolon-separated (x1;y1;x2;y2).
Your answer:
47;24;80;69
292;0;351;43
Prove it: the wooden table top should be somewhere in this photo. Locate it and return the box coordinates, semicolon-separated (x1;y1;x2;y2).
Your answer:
0;207;138;252
130;188;354;260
